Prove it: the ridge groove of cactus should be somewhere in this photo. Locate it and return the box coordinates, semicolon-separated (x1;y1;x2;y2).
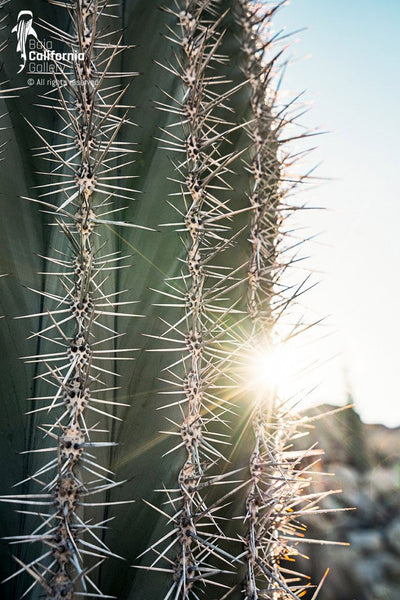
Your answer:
0;1;344;599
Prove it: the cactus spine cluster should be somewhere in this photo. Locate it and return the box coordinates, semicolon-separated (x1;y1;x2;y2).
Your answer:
1;1;139;597
236;4;337;599
139;2;251;596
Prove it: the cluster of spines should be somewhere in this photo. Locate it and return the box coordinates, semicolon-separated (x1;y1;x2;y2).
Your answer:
0;1;139;598
238;3;290;597
138;1;252;597
235;3;336;599
240;3;282;328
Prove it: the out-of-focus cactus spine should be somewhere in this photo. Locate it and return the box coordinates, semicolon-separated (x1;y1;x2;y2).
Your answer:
236;3;333;598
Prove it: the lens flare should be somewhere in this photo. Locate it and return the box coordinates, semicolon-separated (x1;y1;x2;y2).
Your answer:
245;341;301;401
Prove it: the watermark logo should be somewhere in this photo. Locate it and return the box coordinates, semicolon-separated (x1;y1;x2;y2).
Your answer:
11;9;85;83
12;10;38;73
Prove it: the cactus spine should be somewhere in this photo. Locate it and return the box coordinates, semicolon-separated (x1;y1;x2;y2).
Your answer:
139;1;251;597
1;1;139;597
233;4;341;599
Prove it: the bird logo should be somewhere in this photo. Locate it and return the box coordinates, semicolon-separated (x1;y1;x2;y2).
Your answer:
12;10;38;73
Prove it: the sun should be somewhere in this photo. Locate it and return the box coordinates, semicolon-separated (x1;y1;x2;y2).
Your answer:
244;339;307;403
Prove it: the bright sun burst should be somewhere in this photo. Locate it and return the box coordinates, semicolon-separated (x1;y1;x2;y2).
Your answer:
245;340;309;403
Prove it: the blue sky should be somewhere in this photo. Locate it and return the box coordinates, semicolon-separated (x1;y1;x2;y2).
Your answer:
273;1;400;426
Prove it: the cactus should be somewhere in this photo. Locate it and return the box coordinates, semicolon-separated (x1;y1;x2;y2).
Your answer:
136;3;253;596
0;1;342;599
237;3;312;597
0;1;140;597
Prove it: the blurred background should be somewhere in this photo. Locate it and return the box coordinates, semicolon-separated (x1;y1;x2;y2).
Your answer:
273;2;400;598
274;0;400;429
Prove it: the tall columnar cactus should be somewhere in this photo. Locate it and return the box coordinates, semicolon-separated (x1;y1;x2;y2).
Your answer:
0;1;342;599
0;1;139;597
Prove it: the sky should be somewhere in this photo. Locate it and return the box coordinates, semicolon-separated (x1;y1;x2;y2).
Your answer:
272;0;400;427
